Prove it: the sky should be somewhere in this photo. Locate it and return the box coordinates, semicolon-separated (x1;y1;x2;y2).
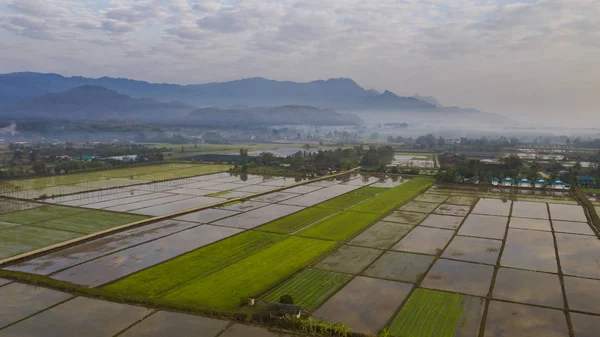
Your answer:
0;0;599;122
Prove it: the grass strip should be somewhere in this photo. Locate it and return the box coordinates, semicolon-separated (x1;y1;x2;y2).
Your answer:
160;236;336;309
206;191;232;197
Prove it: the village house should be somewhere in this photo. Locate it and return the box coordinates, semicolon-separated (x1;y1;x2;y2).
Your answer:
550;180;569;190
517;178;532;188
534;178;548;188
491;177;499;186
577;175;598;188
501;177;515;187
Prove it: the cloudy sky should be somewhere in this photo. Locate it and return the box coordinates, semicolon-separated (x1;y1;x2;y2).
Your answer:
0;0;598;121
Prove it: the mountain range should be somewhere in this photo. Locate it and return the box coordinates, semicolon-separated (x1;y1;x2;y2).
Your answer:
0;72;491;125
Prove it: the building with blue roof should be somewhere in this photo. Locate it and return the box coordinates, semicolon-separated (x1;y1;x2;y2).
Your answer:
577;175;598;188
550;180;568;190
517;178;532;188
501;177;515;187
534;178;548;188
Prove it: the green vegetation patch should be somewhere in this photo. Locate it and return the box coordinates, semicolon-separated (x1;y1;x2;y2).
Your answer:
260;269;352;311
159;236;336;309
104;231;286;298
0;205;87;225
258;207;339;234
206;191;232;197
5;163;231;192
311;186;386;211
352;186;388;196
350;178;435;214
385;288;485;337
0;225;82;259
582;188;600;194
387;288;464;337
315;193;374;211
33;211;147;234
298;211;380;241
0;205;148;259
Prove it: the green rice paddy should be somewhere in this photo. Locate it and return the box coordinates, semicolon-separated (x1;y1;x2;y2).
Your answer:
260;269;352;310
0;205;87;224
258;207;339;234
298;211;380;241
1;163;232;198
160;237;335;309
0;205;148;259
350;178;435;214
104;231;287;298
387;289;465;337
315;191;379;210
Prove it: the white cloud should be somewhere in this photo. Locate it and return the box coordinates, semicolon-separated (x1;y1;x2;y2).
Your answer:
0;0;598;120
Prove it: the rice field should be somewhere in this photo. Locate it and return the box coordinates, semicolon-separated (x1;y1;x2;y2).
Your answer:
103;231;286;298
350;178;435;214
314;189;382;210
159;237;335;308
1;163;232;199
386;288;483;337
0;205;148;259
297;211;380;241
5;181;600;337
259;269;352;310
257;207;339;234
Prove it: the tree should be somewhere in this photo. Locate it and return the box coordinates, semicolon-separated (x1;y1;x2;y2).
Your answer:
505;154;522;170
279;294;294;304
32;161;46;175
261;152;275;166
12;149;23;161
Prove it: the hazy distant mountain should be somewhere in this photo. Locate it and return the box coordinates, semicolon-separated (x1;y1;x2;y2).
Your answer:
0;85;362;126
188;105;363;126
0;72;481;114
412;94;442;107
0;85;195;122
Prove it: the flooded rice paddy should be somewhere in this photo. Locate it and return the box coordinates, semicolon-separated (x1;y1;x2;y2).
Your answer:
3;181;600;337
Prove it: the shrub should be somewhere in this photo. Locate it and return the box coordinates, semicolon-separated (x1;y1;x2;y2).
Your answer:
279;294;294;304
